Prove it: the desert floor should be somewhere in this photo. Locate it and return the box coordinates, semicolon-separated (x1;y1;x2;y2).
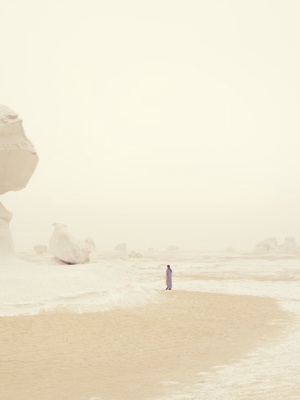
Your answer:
0;290;289;400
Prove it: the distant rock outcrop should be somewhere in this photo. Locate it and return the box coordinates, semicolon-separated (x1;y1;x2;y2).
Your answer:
146;247;154;255
277;237;300;255
34;245;47;255
49;223;90;264
253;237;300;255
115;243;127;253
224;246;236;255
167;245;179;254
254;237;278;254
128;251;143;258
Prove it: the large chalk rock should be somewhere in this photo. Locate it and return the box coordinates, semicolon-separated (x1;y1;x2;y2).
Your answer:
0;203;14;259
254;237;278;254
0;105;39;195
49;223;90;264
277;237;300;255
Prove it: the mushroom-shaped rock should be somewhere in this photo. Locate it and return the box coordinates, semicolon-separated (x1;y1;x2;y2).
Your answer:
0;105;39;259
49;223;90;264
0;105;39;195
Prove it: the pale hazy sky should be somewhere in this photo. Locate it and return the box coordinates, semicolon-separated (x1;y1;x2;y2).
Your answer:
1;0;300;252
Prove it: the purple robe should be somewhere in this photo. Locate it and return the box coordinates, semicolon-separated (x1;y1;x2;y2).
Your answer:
166;268;172;289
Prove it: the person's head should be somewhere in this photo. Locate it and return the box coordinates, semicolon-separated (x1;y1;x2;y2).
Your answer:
167;265;170;268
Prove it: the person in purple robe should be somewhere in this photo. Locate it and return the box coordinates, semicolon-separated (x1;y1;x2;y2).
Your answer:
165;265;172;290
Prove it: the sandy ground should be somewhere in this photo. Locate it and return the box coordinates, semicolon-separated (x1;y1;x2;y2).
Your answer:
182;274;300;282
0;291;289;400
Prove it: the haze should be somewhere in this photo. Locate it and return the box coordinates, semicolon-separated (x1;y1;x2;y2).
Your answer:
1;0;300;252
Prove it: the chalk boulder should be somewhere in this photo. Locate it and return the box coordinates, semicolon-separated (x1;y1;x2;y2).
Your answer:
49;223;90;264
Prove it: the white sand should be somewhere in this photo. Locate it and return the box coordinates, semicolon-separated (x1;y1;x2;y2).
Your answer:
0;290;288;400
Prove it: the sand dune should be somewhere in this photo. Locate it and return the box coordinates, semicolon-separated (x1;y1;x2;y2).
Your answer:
0;290;288;400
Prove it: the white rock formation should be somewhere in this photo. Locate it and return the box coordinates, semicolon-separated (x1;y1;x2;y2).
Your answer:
49;223;90;264
34;245;47;255
85;237;97;259
115;243;127;253
253;237;300;255
128;251;143;258
277;237;300;255
167;245;179;253
0;203;14;259
0;105;39;257
254;237;278;254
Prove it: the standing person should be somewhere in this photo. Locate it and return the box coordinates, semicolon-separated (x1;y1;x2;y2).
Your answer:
166;265;172;290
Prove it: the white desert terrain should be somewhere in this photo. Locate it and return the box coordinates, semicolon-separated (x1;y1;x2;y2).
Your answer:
1;1;300;399
0;252;299;400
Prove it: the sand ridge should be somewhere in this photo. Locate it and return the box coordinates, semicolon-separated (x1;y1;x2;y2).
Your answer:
0;290;289;400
